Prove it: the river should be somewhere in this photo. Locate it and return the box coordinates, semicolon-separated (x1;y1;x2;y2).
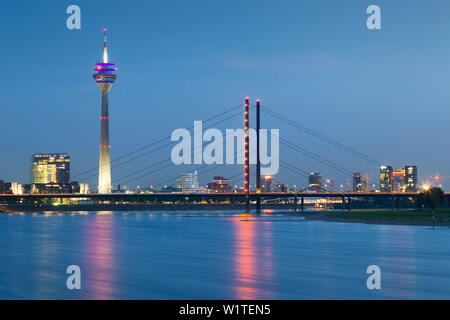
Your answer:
0;210;449;299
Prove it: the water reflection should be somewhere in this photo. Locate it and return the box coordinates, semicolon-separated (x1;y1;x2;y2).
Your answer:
1;211;448;299
83;212;115;299
382;226;418;298
232;214;274;299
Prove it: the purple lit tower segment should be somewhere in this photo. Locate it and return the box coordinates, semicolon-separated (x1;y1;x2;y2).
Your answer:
93;29;117;194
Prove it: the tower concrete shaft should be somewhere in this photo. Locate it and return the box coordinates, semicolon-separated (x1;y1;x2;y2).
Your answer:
93;29;117;194
99;92;111;193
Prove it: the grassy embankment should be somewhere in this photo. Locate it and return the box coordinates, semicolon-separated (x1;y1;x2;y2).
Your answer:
321;208;450;224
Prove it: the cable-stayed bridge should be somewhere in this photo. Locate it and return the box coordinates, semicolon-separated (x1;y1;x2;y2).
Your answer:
1;98;446;212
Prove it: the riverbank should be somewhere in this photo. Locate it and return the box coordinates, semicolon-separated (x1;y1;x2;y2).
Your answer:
0;203;297;213
2;204;449;227
299;209;450;227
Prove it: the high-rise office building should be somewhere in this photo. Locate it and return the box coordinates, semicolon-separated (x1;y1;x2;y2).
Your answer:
380;165;418;192
308;172;323;191
30;153;70;184
353;173;370;192
176;171;199;192
380;166;393;192
93;29;117;194
405;166;418;192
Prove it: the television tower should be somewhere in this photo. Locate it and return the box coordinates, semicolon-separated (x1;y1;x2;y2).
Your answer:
93;29;117;193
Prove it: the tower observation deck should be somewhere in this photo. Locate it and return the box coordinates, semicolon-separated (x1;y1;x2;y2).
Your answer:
93;29;117;194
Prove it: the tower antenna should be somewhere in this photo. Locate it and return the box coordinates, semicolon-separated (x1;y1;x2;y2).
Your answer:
103;29;108;63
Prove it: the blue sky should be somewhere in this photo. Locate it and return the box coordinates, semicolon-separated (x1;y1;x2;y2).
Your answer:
1;0;450;189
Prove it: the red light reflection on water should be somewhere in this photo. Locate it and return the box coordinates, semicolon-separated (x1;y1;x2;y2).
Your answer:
232;214;274;299
84;212;115;299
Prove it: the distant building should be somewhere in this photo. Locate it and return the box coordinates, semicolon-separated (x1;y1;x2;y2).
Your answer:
308;173;323;191
30;153;70;184
379;165;418;192
261;175;275;192
0;179;83;195
0;180;9;194
176;171;199;192
353;173;370;192
11;182;23;195
160;185;181;193
31;182;80;194
206;176;232;193
405;166;418;192
379;166;393;192
392;168;406;192
79;183;90;194
324;179;334;191
276;183;290;193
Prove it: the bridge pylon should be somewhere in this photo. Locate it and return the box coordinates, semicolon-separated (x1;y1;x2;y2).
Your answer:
244;97;250;212
256;99;261;214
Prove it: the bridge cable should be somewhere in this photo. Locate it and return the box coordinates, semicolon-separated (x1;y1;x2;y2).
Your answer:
72;102;244;179
88;106;253;189
259;105;380;166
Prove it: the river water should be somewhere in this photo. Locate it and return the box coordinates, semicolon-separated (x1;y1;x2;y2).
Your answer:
0;210;449;299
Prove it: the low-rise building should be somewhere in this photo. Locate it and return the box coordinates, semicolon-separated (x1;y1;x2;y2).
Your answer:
206;176;232;193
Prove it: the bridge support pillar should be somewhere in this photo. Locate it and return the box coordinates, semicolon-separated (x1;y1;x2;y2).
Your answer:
256;194;261;214
301;197;304;213
256;99;261;215
293;196;298;212
391;196;395;212
347;197;351;211
396;196;400;213
447;195;450;208
184;197;189;210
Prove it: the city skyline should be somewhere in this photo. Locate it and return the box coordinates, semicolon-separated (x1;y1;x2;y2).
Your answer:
1;1;450;189
2;1;450;304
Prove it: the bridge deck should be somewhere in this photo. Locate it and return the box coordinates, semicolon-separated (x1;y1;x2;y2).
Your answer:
0;191;443;201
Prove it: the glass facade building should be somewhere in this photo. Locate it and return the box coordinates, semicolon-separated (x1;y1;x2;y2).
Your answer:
379;166;393;192
308;172;323;192
30;153;70;184
353;173;370;192
176;171;199;192
405;165;418;192
380;165;417;192
392;168;406;192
